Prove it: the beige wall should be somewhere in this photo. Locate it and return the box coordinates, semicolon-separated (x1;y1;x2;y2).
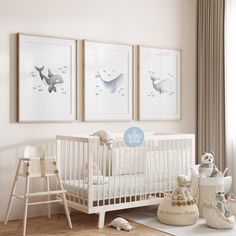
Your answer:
0;0;196;220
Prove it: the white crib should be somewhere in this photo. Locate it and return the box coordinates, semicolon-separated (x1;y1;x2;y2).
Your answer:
56;133;195;228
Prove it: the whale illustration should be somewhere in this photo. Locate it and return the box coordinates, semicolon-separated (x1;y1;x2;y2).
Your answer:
150;76;175;95
95;72;124;93
35;66;64;93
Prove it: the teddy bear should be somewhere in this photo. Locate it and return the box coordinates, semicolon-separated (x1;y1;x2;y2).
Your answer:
171;175;193;201
198;152;224;177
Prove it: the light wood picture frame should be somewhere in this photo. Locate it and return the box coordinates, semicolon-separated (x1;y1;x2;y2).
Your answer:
83;40;133;121
18;33;77;122
138;46;181;120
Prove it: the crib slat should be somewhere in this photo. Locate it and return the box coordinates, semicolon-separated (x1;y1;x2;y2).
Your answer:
103;146;106;206
129;144;132;202
119;142;121;204
158;140;161;197
77;141;81;204
82;143;86;206
69;141;72;202
139;145;142;200
96;144;99;207
88;141;93;209
108;148;111;206
102;145;105;207
124;147;127;203
167;139;170;194
153;139;156;197
74;141;78;204
173;140;176;191
134;146;137;202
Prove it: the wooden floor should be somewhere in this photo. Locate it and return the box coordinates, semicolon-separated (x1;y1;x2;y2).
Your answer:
0;207;171;236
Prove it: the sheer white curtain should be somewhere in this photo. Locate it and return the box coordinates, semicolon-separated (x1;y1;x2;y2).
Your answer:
225;0;236;192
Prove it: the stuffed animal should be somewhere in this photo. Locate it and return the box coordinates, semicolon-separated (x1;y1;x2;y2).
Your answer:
198;152;223;177
81;162;108;184
91;129;114;150
216;192;231;218
171;175;193;201
108;217;134;231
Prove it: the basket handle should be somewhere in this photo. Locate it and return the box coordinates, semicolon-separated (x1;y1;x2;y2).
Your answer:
228;193;236;200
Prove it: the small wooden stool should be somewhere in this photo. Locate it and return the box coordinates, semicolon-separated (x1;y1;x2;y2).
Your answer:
4;146;72;236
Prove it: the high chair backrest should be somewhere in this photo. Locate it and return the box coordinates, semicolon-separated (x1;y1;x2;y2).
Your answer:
22;146;57;177
23;146;46;159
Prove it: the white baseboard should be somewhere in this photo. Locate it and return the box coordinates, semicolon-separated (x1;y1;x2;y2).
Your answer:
0;204;64;222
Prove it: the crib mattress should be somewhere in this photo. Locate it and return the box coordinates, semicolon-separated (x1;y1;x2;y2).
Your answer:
62;174;174;201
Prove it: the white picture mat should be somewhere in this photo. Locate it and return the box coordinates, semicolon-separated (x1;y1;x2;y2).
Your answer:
18;34;76;122
84;41;133;121
139;46;181;120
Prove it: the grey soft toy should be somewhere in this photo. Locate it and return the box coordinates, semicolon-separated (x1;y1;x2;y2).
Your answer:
216;192;231;218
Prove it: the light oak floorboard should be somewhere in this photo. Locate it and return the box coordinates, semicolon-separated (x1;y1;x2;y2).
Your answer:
0;207;171;236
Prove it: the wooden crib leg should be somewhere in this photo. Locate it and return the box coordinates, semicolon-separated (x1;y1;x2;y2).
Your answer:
98;211;105;229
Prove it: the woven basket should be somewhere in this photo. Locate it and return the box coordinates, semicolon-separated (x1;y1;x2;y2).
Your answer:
157;196;199;226
203;203;235;229
227;193;236;215
197;177;224;217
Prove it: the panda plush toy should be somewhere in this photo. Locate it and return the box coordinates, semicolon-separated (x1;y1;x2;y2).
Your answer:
198;152;224;177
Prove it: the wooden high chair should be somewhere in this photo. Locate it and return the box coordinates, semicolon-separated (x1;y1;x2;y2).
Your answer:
4;146;72;236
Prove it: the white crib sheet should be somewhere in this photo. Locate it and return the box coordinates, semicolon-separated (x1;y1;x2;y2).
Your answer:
62;174;174;201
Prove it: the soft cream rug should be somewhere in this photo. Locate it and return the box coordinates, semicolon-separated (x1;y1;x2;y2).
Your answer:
120;208;236;236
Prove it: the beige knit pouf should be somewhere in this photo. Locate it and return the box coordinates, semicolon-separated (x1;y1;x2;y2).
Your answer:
157;196;199;226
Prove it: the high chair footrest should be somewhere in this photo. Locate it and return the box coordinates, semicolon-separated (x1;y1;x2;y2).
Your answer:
26;190;67;197
28;199;63;206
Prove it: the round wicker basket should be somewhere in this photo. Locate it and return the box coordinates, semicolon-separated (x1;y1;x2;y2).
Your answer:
203;203;235;229
197;176;224;217
227;193;236;216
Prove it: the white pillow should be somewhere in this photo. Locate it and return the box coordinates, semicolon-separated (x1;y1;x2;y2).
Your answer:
112;148;145;175
84;176;109;185
81;162;108;185
189;164;200;176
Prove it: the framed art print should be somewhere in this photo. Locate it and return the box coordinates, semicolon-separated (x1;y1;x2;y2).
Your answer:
138;46;181;120
18;34;77;122
83;40;133;121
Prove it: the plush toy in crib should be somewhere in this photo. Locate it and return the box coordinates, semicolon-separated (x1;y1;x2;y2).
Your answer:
198;152;226;177
108;217;134;231
171;175;193;201
215;192;231;218
81;162;102;178
91;129;114;150
81;162;109;185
